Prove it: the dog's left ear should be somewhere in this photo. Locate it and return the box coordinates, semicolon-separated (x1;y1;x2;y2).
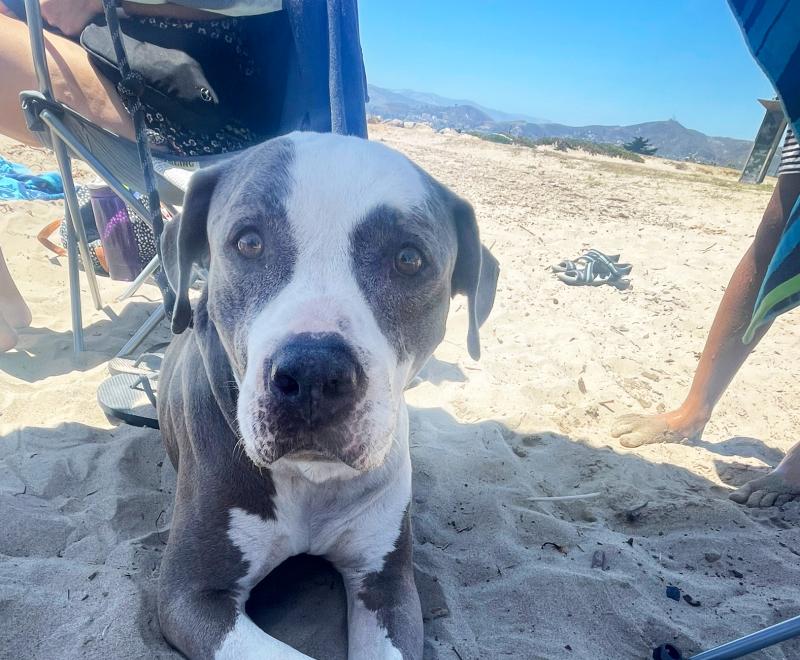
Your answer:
450;196;499;360
161;163;225;334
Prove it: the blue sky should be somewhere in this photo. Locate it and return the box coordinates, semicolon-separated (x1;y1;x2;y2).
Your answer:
359;0;776;140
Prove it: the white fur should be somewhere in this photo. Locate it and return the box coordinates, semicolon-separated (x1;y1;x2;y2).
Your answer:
222;415;412;659
226;508;298;607
228;407;411;580
346;598;405;660
221;134;424;659
214;613;313;660
237;133;428;473
281;457;362;484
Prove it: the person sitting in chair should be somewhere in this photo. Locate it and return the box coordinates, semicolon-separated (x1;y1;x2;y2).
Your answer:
0;0;368;352
0;0;280;351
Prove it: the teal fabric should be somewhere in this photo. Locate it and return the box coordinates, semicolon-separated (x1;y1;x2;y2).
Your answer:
0;157;63;201
728;0;800;341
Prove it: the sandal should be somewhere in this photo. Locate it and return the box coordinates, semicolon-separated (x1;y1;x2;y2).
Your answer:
552;249;632;289
97;372;159;429
552;250;622;273
107;342;169;377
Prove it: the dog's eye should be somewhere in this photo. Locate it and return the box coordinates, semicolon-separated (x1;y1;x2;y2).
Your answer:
394;246;423;276
236;231;263;259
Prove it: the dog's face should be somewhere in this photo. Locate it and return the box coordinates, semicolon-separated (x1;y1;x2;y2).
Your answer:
164;133;498;473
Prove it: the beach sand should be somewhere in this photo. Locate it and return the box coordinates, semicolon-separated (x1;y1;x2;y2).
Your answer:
2;124;800;659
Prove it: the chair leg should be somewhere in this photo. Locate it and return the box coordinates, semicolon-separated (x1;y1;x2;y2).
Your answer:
116;255;160;302
116;304;166;358
52;138;103;311
64;204;85;355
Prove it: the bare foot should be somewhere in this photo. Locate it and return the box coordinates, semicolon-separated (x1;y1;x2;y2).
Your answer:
0;312;18;353
611;411;706;448
729;445;800;508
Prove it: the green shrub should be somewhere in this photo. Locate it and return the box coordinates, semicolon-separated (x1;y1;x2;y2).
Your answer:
468;132;645;163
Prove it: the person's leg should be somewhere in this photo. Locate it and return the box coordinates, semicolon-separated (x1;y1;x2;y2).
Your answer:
0;313;18;353
0;245;31;352
611;173;800;448
0;12;133;145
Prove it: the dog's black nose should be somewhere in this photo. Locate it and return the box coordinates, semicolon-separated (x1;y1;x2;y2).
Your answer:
268;333;365;427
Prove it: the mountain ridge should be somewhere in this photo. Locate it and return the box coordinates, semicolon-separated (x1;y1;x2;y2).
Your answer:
366;84;754;167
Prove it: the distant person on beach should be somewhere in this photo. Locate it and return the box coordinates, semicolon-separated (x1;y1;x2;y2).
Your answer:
612;128;800;508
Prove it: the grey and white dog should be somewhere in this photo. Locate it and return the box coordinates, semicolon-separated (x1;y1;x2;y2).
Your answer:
157;132;498;659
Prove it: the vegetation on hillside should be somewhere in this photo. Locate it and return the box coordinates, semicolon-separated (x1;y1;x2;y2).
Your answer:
468;132;645;163
623;136;658;156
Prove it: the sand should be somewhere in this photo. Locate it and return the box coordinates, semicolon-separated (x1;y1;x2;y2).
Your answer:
2;124;800;659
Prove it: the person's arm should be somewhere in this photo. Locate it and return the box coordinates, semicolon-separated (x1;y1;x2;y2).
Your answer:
39;0;102;36
38;0;225;37
120;0;223;21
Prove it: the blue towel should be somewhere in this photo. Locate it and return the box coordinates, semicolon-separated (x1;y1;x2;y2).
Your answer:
728;0;800;341
0;157;64;201
262;0;369;138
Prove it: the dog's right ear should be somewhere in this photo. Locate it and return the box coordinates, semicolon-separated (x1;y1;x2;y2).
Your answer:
161;164;224;334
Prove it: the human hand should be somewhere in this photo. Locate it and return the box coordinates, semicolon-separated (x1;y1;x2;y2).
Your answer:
40;0;104;36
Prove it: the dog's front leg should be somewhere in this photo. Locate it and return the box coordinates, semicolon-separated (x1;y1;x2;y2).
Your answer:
158;493;311;660
159;589;314;660
339;513;423;660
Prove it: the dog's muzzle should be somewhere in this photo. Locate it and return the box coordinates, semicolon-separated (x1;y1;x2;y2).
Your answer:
267;332;365;428
248;332;371;465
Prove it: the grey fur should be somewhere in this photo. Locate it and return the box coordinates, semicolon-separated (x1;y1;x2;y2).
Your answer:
358;509;421;660
156;133;498;659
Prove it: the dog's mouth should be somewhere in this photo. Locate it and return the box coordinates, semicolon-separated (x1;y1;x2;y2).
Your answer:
245;419;395;473
283;449;338;462
246;425;368;467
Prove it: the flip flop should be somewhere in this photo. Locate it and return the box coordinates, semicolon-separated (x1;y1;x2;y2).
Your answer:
584;250;632;278
556;269;632;290
551;250;623;274
552;249;632;287
97;372;159;429
107;342;169;377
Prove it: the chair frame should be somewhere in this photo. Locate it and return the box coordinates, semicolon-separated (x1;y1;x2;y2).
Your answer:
21;0;168;357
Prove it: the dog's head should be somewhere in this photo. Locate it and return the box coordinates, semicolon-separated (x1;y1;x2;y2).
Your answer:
163;133;498;473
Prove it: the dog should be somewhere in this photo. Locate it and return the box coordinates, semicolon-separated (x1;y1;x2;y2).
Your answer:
157;131;499;659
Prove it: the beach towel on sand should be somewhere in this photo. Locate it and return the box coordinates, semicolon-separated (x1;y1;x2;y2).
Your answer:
728;0;800;342
0;157;63;201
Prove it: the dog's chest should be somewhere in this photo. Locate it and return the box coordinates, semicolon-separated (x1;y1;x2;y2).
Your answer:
225;457;411;599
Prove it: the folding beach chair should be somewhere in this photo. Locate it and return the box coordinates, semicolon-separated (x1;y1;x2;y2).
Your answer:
19;0;237;360
18;0;368;359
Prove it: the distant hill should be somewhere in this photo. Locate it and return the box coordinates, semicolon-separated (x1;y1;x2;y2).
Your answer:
492;119;753;168
366;85;755;168
383;88;551;123
366;85;495;128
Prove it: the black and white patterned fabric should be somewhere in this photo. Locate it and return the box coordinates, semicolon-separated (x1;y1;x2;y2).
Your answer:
134;16;265;157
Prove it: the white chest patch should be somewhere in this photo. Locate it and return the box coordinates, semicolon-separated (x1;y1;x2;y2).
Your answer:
227;507;298;605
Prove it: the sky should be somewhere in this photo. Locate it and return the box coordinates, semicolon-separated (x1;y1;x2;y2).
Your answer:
358;0;776;140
